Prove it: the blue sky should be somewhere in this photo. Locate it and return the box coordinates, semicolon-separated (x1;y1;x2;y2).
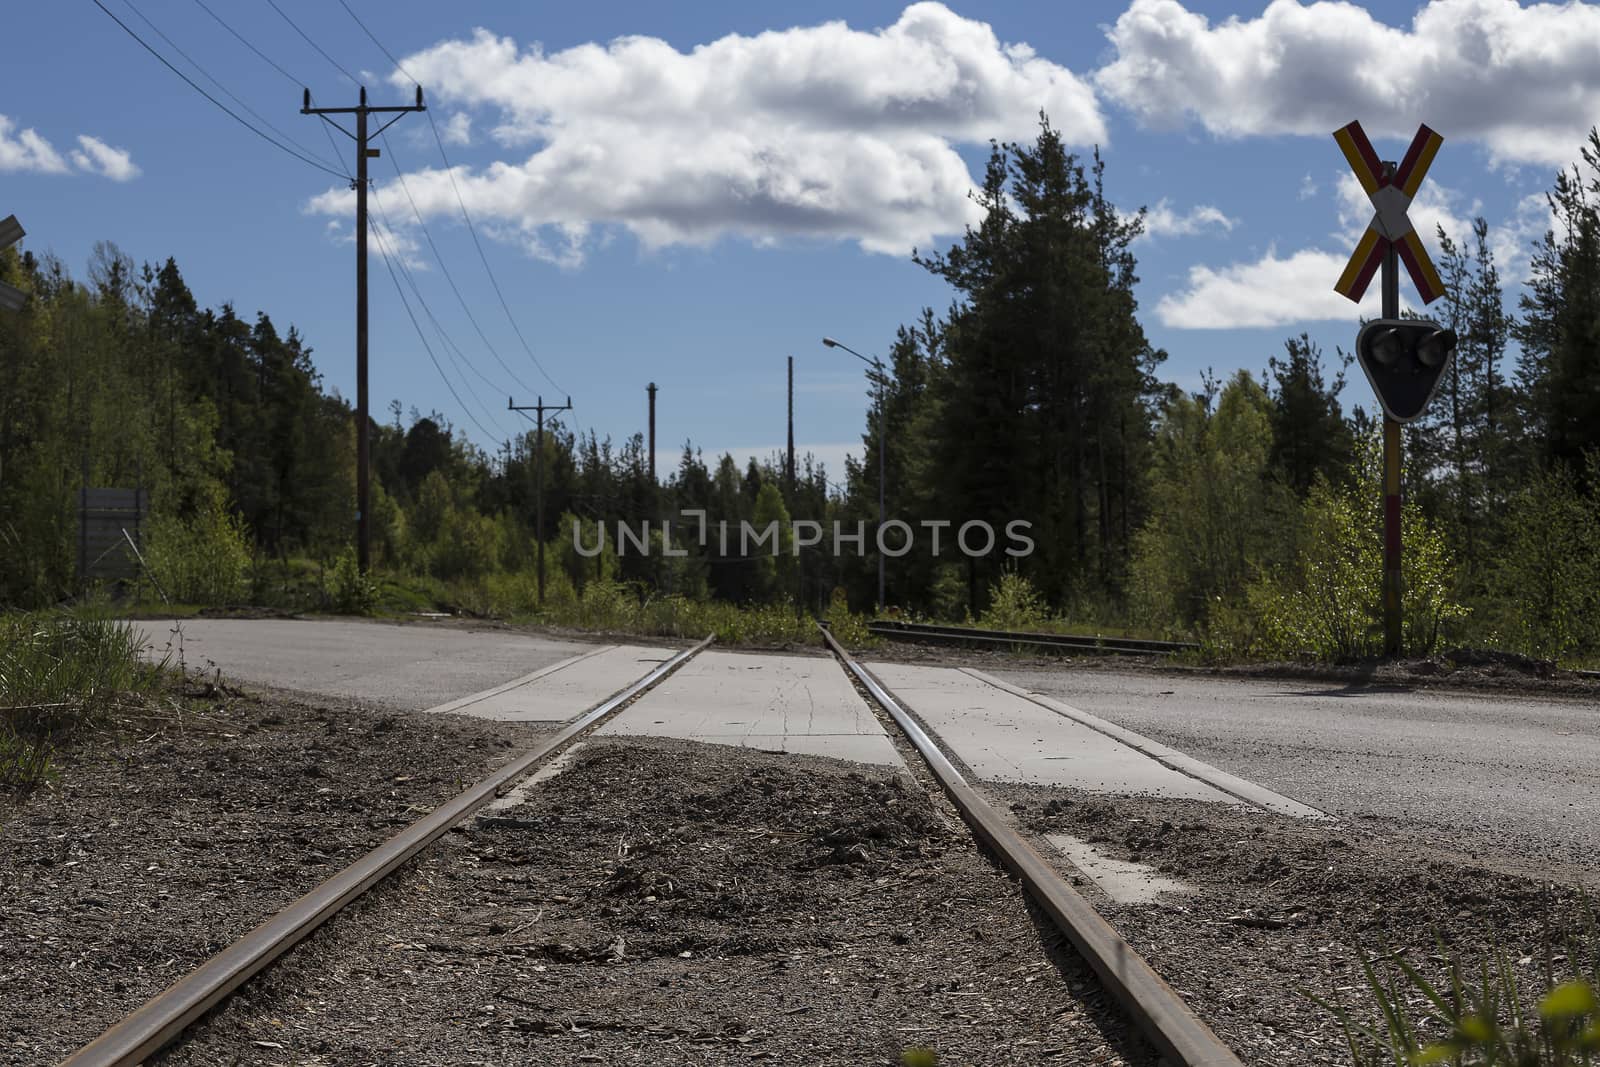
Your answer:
4;1;1589;479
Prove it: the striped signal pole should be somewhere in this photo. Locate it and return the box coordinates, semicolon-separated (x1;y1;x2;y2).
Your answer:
1332;121;1447;657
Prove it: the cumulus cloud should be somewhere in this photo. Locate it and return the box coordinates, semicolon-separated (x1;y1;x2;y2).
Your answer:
1334;170;1554;285
1156;247;1389;329
438;112;472;146
322;211;429;273
1157;175;1555;330
1097;0;1600;167
71;136;140;182
1138;198;1236;240
306;4;1106;265
1;116;139;181
0;115;70;175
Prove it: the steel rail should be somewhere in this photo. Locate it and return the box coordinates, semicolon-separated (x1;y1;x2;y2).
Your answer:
868;619;1196;656
821;625;1244;1067
62;635;715;1067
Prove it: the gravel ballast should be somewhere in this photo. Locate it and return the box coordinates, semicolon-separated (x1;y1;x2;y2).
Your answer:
0;690;551;1066
992;780;1598;1066
151;737;1157;1067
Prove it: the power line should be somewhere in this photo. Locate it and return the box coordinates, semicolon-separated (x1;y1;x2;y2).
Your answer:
311;1;582;442
263;0;360;86
377;130;535;394
263;0;523;438
88;0;348;179
368;217;504;444
335;0;419;83
180;0;353;179
331;0;565;394
423;111;566;395
367;184;507;398
190;0;304;88
367;186;511;433
118;0;343;174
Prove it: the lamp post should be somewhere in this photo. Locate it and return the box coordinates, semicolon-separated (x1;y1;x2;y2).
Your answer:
821;336;886;613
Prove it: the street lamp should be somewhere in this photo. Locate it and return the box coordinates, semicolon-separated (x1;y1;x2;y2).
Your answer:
821;336;887;613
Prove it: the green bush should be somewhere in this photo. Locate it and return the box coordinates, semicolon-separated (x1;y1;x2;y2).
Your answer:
1242;443;1467;661
979;571;1048;631
825;586;875;647
1487;465;1600;662
143;493;251;605
325;551;376;616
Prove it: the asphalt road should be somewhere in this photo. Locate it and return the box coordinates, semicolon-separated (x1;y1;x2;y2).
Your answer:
131;618;592;712
992;666;1600;876
127;619;1598;876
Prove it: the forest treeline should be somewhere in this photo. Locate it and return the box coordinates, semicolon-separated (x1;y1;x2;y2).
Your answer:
2;118;1597;662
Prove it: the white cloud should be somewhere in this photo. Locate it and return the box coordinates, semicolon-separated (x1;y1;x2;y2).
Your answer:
1096;0;1600;167
320;211;429;273
1158;178;1555;330
0;115;70;175
2;116;139;181
70;136;140;182
1138;198;1236;240
1156;246;1385;329
1334;169;1553;285
1298;173;1318;200
314;4;1105;265
439;112;472;146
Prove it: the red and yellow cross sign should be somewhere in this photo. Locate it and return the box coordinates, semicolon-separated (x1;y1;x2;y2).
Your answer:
1332;121;1444;304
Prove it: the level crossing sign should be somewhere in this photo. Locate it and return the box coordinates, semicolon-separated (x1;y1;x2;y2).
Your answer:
1332;122;1444;305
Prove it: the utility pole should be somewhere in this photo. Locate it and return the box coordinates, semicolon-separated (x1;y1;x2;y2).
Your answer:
1;216;26;497
646;383;658;488
510;395;572;606
821;337;887;613
786;356;795;496
302;85;425;573
786;356;800;617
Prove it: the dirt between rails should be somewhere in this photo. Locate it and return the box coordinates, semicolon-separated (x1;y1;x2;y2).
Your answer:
151;736;1160;1067
985;779;1599;1066
0;689;552;1066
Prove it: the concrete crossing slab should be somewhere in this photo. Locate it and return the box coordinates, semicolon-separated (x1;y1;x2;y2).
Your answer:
430;645;675;722
866;661;1235;802
130;618;594;712
601;651;904;767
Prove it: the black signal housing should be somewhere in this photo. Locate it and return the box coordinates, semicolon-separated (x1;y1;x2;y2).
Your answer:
1355;318;1457;422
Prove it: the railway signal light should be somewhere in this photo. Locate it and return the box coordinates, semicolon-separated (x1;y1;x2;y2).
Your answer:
1355;318;1457;423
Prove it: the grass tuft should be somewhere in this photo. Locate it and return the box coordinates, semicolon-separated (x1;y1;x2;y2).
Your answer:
0;610;162;789
1311;903;1600;1065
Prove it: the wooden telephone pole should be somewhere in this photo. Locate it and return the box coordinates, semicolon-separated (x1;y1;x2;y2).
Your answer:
302;86;425;573
510;396;572;606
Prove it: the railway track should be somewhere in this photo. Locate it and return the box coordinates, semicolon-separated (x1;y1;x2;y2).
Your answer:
821;627;1243;1067
868;618;1199;657
60;637;715;1067
62;631;1244;1067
